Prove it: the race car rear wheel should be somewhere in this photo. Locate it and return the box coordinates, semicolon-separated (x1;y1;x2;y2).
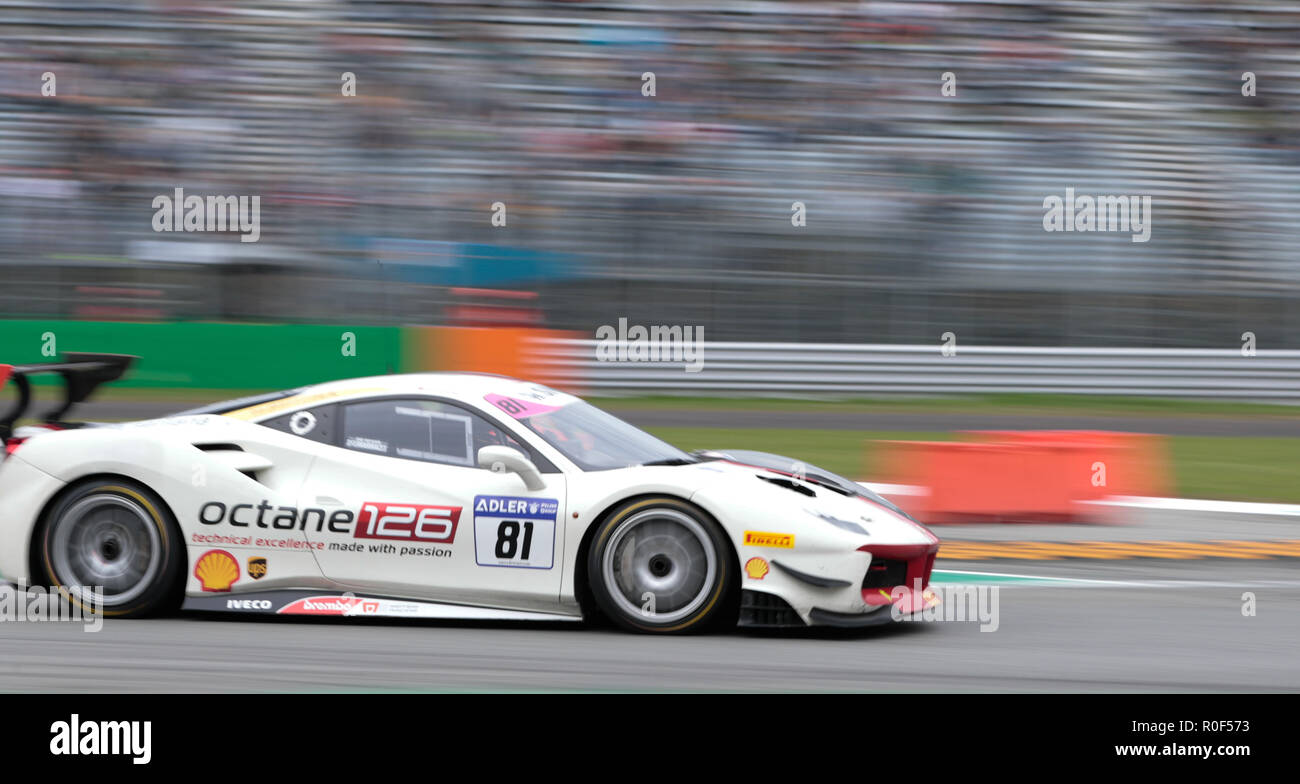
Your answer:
588;497;735;633
39;478;184;617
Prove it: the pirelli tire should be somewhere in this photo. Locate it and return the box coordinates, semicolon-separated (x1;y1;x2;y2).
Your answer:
38;478;185;618
588;496;736;634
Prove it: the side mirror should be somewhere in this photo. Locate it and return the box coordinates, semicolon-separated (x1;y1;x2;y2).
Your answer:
478;445;546;491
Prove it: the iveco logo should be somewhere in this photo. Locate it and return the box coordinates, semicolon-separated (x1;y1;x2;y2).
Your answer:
226;599;272;610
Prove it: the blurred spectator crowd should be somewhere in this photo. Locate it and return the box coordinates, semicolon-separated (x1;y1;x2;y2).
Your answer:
2;0;1299;346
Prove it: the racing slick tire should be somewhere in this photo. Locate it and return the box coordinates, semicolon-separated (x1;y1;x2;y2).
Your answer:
588;496;736;634
37;478;185;618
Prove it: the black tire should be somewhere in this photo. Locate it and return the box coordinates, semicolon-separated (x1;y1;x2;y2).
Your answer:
587;497;735;634
38;478;184;618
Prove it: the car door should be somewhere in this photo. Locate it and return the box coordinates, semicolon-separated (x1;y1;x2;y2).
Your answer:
297;397;567;611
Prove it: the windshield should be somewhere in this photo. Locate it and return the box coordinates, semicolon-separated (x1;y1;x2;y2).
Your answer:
512;401;691;471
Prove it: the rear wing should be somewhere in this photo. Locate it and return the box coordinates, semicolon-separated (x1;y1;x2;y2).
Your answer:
0;353;136;440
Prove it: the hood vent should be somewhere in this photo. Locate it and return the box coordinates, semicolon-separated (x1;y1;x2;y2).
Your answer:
756;474;816;497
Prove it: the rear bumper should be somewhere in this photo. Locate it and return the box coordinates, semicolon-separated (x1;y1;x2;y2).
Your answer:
0;455;65;585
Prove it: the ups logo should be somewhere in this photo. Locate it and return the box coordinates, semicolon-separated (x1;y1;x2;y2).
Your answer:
247;557;268;580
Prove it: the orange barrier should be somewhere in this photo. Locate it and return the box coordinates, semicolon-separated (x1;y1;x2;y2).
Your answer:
402;326;582;392
875;431;1172;524
964;431;1172;500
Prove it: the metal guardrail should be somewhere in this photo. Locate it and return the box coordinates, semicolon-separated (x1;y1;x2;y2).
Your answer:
533;340;1300;399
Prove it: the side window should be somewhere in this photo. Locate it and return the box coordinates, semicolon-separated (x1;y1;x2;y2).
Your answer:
340;399;524;468
261;404;338;444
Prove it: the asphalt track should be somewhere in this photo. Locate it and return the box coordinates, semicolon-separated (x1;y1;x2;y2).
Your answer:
1;559;1295;692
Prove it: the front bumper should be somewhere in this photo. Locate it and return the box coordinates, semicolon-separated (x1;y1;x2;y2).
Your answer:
740;541;941;628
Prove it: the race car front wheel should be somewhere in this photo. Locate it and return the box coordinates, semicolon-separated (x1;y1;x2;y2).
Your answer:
39;478;184;617
588;497;735;633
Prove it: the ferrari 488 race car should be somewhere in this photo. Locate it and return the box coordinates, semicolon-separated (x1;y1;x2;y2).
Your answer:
0;354;940;633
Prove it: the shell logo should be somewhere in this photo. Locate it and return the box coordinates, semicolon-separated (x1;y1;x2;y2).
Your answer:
744;557;769;580
195;550;240;592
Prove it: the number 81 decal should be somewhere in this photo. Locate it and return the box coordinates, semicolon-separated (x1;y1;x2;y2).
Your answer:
473;495;558;569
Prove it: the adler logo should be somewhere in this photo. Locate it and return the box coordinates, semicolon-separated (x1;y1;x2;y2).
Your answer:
49;714;151;765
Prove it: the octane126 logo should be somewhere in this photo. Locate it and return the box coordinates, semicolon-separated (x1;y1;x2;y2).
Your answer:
356;503;460;544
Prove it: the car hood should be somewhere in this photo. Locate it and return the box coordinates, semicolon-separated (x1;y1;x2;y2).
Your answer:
694;449;911;514
667;449;938;546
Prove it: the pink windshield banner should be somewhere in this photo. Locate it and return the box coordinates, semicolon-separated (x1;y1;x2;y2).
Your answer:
484;393;564;420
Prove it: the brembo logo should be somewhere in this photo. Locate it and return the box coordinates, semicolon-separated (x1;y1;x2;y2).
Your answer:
200;500;460;543
303;597;375;613
278;596;380;615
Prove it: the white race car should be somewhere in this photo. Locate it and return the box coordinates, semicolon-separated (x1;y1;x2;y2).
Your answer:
0;355;940;633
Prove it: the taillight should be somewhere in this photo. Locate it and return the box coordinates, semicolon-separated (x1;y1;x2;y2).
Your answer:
4;437;25;457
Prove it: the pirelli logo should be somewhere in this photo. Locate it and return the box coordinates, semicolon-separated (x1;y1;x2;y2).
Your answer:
744;531;794;549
